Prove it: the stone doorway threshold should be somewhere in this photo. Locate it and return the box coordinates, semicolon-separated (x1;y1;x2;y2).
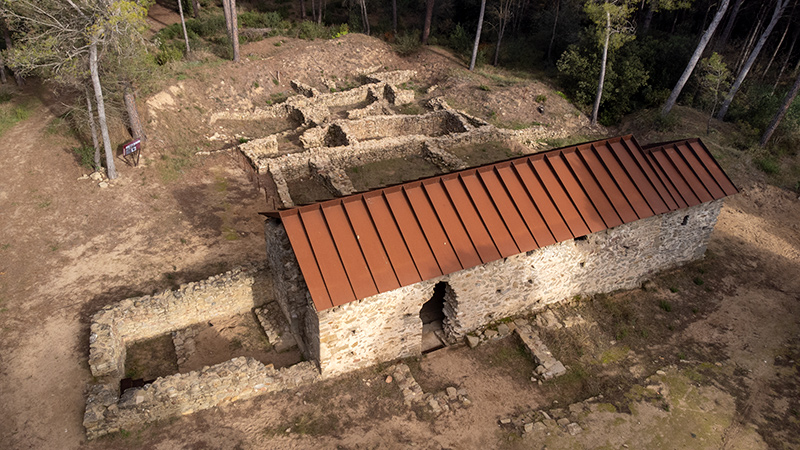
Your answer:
421;320;446;353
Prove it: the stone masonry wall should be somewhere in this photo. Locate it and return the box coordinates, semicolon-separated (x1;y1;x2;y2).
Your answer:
337;110;468;141
264;218;314;356
88;264;266;379
312;200;723;377
84;262;321;439
316;282;436;377
84;358;319;439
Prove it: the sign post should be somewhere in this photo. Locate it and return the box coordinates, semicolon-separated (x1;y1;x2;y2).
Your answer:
123;138;142;166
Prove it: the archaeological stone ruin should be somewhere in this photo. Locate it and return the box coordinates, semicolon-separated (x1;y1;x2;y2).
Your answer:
84;71;738;438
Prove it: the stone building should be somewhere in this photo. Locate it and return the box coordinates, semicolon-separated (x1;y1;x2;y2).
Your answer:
264;135;738;378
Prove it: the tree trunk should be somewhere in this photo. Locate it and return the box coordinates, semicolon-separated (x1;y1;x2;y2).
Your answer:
318;0;325;24
392;0;397;34
591;11;611;126
493;28;503;66
310;0;316;22
191;0;200;18
1;19;23;86
662;0;730;116
300;0;306;18
736;2;767;73
0;51;7;84
230;0;240;62
469;0;487;71
761;2;797;79
640;0;654;35
89;39;117;180
763;15;791;78
178;0;191;54
547;0;560;62
718;0;788;120
761;69;800;145
360;0;370;35
85;87;101;171
773;27;800;94
715;0;744;51
422;0;435;44
222;0;233;41
123;83;145;142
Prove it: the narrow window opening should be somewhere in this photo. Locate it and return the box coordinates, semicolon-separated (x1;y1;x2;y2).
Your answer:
682;215;689;226
575;235;588;241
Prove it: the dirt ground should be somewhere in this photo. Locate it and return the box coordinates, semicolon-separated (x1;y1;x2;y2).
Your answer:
1;31;799;450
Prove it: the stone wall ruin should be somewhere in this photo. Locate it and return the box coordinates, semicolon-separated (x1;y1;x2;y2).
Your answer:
84;264;319;439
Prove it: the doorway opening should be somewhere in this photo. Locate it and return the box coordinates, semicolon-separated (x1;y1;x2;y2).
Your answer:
420;282;448;353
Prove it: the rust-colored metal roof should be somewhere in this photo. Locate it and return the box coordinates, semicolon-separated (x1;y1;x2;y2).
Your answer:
275;135;737;311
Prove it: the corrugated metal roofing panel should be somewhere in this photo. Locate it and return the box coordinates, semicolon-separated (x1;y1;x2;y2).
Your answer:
404;183;463;275
322;204;379;300
576;145;638;223
422;180;484;270
477;167;538;253
592;144;653;218
662;145;713;203
494;164;558;247
685;140;738;196
671;143;725;199
649;149;701;206
527;157;592;238
363;192;421;286
562;150;624;229
608;140;672;214
298;207;357;306
280;210;334;309
384;187;443;280
442;175;502;263
277;135;737;311
546;153;607;233
508;161;573;242
461;172;520;258
341;198;401;293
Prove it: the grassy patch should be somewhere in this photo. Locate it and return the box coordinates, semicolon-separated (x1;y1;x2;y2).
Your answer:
0;100;33;137
222;226;240;241
542;134;604;149
471;337;538;383
157;147;196;182
73;145;97;170
755;156;780;174
346;156;442;192
448;140;525;167
599;345;630;364
45;116;70;135
492;118;544;130
396;103;424;115
658;300;672;312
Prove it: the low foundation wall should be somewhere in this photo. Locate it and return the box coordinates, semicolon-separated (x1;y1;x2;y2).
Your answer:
338;110;468;141
83;358;319;439
84;263;321;439
89;264;266;379
310;200;723;377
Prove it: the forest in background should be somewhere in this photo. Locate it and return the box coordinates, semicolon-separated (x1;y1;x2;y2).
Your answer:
1;0;799;188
